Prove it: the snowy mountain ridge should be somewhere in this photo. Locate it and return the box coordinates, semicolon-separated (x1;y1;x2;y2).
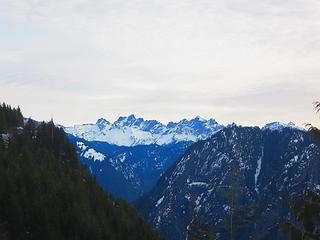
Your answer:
64;115;224;147
262;121;303;131
64;114;304;147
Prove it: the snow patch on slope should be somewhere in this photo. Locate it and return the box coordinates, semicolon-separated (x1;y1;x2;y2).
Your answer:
189;182;208;187
254;146;264;192
77;142;106;162
156;196;165;207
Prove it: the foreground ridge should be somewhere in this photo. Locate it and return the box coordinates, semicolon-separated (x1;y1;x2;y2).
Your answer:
0;103;163;240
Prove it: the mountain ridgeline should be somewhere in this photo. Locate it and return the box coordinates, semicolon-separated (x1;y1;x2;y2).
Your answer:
64;115;223;147
0;104;162;240
137;124;320;240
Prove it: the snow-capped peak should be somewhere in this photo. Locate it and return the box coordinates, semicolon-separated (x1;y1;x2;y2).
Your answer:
194;116;206;122
262;121;301;131
96;118;110;125
114;115;136;127
96;118;110;129
64;115;224;147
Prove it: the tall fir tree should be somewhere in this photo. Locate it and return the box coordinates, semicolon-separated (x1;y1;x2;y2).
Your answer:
220;145;255;240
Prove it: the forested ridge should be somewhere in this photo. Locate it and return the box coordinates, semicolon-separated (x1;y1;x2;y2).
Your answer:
0;103;163;240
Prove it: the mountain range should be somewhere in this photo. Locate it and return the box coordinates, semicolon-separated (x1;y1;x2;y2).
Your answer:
64;115;223;146
64;116;302;204
64;115;224;200
2;102;319;240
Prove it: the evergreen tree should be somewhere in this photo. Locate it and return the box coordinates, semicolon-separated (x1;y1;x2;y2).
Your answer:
305;101;320;141
282;189;320;239
203;223;216;240
0;221;9;240
187;210;203;240
220;151;255;240
186;198;217;240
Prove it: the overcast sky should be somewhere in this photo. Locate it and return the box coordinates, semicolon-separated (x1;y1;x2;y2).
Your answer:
0;0;319;127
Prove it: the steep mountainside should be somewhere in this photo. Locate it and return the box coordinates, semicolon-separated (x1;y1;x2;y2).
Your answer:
137;124;320;240
0;103;163;240
68;134;190;201
64;115;223;147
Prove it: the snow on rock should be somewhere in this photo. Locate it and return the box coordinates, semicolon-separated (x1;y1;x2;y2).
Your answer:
76;142;106;162
83;149;106;162
188;182;208;187
254;146;264;192
77;142;88;151
156;196;165;207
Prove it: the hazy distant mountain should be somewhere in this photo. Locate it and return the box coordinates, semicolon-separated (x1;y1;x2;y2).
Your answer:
137;124;320;240
64;115;224;147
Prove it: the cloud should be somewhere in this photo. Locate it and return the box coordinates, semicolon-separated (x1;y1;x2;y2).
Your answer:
0;0;320;126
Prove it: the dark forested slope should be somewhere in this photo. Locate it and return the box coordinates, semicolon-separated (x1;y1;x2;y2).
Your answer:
0;103;162;240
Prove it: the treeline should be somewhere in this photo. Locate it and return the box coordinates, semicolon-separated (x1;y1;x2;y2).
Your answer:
0;103;23;133
0;103;163;240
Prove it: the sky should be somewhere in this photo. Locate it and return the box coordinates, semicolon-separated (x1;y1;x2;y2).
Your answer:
0;0;319;127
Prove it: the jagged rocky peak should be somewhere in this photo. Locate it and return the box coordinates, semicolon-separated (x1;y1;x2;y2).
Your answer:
96;118;110;129
167;116;218;128
191;115;217;125
194;115;206;121
166;121;177;128
175;116;208;124
113;115;164;130
169;116;222;136
114;114;137;127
